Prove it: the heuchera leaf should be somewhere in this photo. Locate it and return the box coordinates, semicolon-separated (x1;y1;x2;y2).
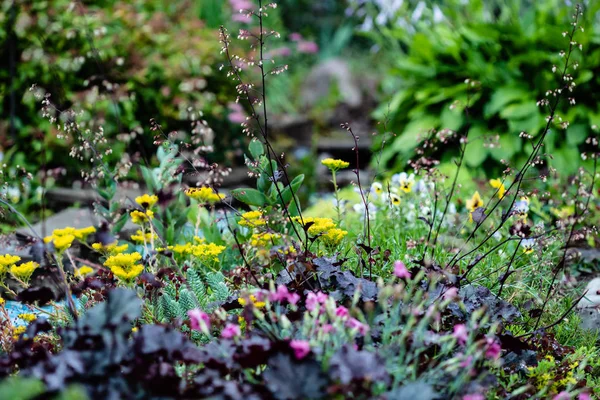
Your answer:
231;188;268;207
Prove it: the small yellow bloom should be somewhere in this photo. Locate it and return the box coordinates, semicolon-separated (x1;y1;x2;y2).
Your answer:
130;209;154;225
321;158;350;171
135;194;158;208
238;210;266;228
13;325;26;339
92;242;129;254
320;228;348;247
73;226;96;240
250;232;281;248
130;230;157;243
52;234;75;253
191;242;226;264
75;265;95;277
489;179;506;199
185;187;225;204
0;297;4;306
10;261;39;283
238;294;266;308
18;313;37;323
0;254;21;275
466;191;484;213
390;193;401;206
104;252;144;282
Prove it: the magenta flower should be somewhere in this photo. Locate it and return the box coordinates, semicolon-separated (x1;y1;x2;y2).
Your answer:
321;323;335;334
297;41;319;54
346;318;369;335
221;323;241;339
578;393;591;400
270;285;290;302
393;261;411;279
287;292;300;305
463;395;484;400
316;291;328;303
553;392;571;400
460;355;473;368
335;306;349;319
485;338;502;359
187;309;210;334
306;292;319;311
290;339;310;360
453;324;468;345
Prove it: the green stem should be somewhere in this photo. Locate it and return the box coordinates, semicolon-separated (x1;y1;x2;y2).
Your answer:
332;171;341;225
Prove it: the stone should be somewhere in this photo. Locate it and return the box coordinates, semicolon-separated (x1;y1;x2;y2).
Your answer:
300;58;362;109
577;277;600;331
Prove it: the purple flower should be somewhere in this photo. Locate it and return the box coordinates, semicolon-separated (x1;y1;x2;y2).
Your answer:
453;324;468;345
393;261;411;279
290;339;310;360
297;41;319;54
289;32;303;41
463;395;484;400
187;309;210;333
221;323;241;339
485;338;502;360
553;392;571;400
335;306;349;319
346;318;369;335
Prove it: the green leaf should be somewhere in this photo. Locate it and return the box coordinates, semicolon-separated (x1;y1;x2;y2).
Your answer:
248;138;264;159
111;213;129;234
279;174;305;206
231;188;267;207
566;124;587;146
484;87;529;117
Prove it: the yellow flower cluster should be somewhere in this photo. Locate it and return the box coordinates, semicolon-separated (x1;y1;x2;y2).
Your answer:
166;239;226;265
130;230;158;243
0;297;4;306
104;252;144;282
527;355;578;393
293;217;336;236
238;294;266;308
185;187;225;204
0;254;21;275
130;209;154;225
12;325;26;339
250;232;281;248
238;210;266;227
10;261;40;283
43;226;96;253
320;228;348;247
135;194;158;208
18;313;37;323
321;158;350;171
92;242;129;255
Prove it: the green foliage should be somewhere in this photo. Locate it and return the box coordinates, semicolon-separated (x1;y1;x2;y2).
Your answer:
370;0;600;175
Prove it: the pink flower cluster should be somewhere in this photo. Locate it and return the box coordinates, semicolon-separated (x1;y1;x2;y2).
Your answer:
289;32;318;54
188;309;210;334
290;339;310;360
269;285;300;305
306;291;328;311
229;0;255;23
393;260;411;279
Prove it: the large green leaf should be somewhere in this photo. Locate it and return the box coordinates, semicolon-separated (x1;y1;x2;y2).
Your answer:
230;188;267;207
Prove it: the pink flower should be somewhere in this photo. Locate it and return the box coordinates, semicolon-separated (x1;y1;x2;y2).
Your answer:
187;309;210;334
229;0;255;11
553;392;571;400
316;291;328;303
443;287;459;300
578;393;591;400
393;261;411;279
289;32;303;41
321;324;335;334
463;395;484;400
221;323;241;339
485;338;502;360
270;285;290;302
231;13;252;23
335;306;349;319
290;339;310;360
460;355;473;368
228;103;247;124
306;292;319;311
267;47;292;58
297;41;319;54
453;324;468;345
346;318;369;335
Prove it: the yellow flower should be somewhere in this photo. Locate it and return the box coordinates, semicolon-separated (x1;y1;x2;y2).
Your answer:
0;254;21;275
104;252;144;282
51;227;77;237
0;297;4;306
185;187;225;204
320;228;348;247
466;191;484;213
92;242;129;255
191;243;226;264
489;179;506;199
75;265;95;277
135;194;158;208
168;243;194;254
321;158;350;171
13;325;26;339
73;226;96;240
390;193;401;206
52;234;75;253
130;209;154;225
18;313;37;323
10;261;39;283
292;217;336;236
238;210;266;228
250;232;281;248
130;230;157;243
238;294;266;308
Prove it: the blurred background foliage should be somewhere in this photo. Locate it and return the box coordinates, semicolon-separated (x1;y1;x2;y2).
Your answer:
354;0;600;177
1;0;599;227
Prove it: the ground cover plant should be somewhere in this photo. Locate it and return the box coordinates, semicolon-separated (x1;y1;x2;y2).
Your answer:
0;1;599;399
